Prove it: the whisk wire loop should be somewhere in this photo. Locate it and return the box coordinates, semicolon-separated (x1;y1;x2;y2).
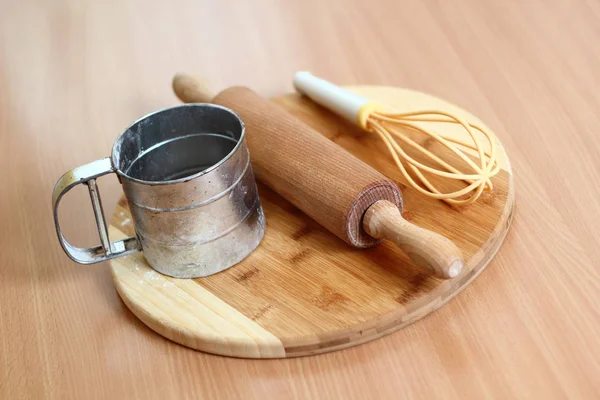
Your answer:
361;106;499;206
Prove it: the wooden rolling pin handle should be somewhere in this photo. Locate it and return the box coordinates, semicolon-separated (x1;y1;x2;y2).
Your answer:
363;201;463;279
173;73;215;103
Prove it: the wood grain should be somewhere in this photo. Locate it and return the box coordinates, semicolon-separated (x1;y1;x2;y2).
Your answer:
109;85;513;358
1;0;600;398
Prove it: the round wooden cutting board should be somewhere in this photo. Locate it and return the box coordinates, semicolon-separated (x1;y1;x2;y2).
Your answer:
108;86;514;358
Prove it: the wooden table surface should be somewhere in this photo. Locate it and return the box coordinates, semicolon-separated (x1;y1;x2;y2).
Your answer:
1;0;599;398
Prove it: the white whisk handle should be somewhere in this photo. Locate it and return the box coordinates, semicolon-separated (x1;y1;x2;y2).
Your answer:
293;72;369;125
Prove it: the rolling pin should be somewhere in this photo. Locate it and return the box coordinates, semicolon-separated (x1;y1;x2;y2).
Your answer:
173;74;463;279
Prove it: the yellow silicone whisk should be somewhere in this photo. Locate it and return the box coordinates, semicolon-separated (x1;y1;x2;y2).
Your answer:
293;72;499;206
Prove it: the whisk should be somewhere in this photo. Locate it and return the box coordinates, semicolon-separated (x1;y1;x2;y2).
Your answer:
293;72;500;206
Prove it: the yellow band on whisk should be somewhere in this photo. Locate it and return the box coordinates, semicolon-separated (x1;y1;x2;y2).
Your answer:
357;102;385;130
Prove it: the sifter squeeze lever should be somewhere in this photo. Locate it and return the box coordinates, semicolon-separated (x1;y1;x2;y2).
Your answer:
173;73;464;279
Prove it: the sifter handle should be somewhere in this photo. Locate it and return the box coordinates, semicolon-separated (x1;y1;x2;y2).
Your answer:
52;158;141;264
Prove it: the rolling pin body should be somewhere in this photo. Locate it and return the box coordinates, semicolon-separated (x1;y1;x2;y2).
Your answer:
173;75;463;278
215;86;401;248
